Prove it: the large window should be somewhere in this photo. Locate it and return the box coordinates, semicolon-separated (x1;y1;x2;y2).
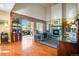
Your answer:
36;22;44;33
20;18;34;35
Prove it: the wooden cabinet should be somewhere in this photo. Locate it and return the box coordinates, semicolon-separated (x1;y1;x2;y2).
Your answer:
58;41;79;56
1;33;8;44
11;21;22;42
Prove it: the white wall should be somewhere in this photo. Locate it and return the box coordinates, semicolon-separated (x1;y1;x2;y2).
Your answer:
45;5;51;30
62;3;77;18
13;4;46;20
50;4;62;26
0;3;15;43
45;4;62;21
77;4;79;15
51;3;77;19
65;3;77;18
0;11;11;43
46;5;51;20
51;4;62;19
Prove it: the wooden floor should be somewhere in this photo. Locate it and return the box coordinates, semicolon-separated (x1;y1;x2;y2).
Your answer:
0;39;57;56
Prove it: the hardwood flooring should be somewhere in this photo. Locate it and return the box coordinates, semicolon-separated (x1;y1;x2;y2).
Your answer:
0;37;57;56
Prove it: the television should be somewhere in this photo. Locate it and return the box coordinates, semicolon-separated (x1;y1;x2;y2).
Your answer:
53;29;60;36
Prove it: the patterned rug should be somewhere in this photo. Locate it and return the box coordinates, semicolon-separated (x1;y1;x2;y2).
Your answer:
37;38;58;48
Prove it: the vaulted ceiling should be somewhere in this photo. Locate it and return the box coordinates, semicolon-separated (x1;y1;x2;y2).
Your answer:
12;3;52;11
0;3;56;12
0;3;56;20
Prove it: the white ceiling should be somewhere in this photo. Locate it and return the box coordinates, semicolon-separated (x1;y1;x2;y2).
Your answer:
0;3;56;12
0;3;15;12
0;3;56;20
12;3;52;11
11;3;56;20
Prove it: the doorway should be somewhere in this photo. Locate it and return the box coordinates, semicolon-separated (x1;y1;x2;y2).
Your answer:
11;18;34;42
19;18;34;49
19;18;34;36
